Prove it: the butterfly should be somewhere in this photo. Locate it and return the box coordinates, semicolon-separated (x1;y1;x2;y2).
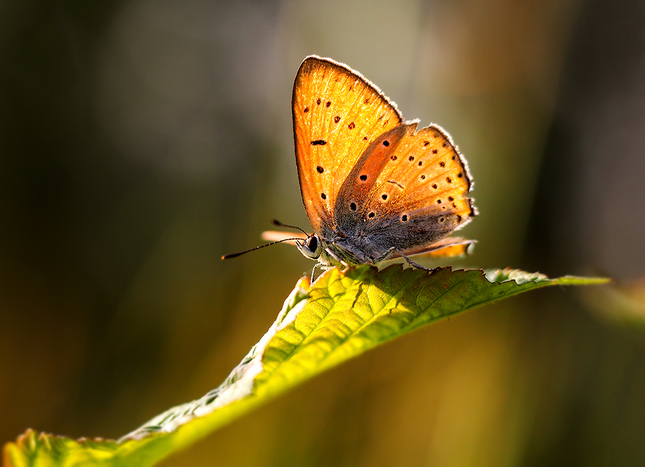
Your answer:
225;56;476;271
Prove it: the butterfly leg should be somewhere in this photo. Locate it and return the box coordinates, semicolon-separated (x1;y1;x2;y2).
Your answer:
310;263;323;283
378;247;439;273
397;249;440;272
324;247;349;268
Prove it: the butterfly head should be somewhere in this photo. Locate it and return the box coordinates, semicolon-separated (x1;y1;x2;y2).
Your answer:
257;220;336;266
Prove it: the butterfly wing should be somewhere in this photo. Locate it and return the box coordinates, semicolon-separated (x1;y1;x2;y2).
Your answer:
394;236;474;258
292;56;403;236
261;230;307;246
334;122;476;260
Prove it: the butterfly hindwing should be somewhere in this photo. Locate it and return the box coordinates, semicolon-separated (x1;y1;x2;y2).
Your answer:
292;56;403;235
333;122;475;259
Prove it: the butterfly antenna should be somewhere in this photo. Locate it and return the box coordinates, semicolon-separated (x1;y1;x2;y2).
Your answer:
221;237;304;260
271;219;309;236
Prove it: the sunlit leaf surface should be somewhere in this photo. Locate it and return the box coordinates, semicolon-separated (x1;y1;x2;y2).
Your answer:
4;265;608;467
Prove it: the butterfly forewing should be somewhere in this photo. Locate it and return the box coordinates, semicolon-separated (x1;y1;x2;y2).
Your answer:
292;56;403;234
333;124;410;234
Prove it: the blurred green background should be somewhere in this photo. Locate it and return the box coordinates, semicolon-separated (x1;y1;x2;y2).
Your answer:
2;0;645;466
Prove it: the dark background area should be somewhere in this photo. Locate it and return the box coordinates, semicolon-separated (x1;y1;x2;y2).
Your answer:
2;1;645;466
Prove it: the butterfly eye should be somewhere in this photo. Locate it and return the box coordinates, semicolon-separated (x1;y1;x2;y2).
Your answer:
306;235;318;252
295;234;321;260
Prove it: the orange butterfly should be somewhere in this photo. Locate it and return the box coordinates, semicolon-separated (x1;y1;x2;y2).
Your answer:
225;56;476;270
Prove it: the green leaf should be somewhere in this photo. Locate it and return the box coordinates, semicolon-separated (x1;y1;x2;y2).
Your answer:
3;265;608;467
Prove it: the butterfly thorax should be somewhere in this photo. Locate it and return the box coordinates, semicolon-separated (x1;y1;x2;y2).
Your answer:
320;236;371;267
